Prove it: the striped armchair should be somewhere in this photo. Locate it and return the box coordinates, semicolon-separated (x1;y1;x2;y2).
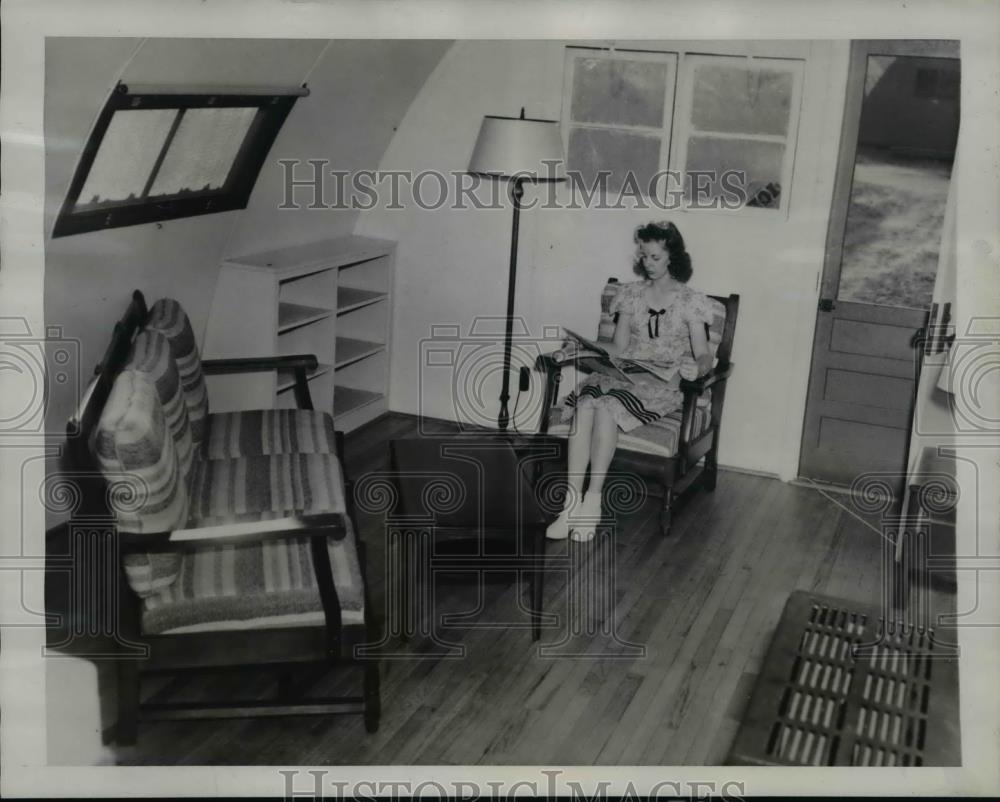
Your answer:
67;291;379;745
536;278;739;535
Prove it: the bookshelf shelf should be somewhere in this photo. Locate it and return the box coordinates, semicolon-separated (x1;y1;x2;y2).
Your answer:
204;235;395;431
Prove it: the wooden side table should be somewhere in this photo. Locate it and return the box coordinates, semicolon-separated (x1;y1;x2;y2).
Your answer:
383;436;559;643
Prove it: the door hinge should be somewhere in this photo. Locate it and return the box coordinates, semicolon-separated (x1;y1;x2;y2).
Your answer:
818;298;836;312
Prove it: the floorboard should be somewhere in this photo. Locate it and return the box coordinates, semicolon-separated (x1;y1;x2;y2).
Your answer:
111;413;955;766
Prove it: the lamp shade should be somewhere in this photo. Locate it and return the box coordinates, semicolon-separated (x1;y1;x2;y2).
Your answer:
468;114;566;181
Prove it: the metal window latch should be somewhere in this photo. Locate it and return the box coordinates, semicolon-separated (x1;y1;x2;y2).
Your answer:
818;298;836;312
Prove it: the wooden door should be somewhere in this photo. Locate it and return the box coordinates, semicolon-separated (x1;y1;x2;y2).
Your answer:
799;40;960;489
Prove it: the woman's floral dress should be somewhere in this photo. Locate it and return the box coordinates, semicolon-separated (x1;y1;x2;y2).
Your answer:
560;281;716;432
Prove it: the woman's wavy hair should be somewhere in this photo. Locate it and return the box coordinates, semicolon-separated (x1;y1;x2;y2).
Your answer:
633;220;693;283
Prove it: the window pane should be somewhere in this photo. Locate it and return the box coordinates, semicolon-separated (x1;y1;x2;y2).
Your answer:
568;126;661;195
690;63;793;136
570;56;669;128
684;136;785;208
76;109;177;207
149;107;258;197
838;55;959;309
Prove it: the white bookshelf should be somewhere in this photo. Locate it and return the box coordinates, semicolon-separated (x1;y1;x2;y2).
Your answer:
204;234;395;432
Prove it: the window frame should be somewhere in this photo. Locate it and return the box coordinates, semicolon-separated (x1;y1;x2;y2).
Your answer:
560;46;805;215
671;53;805;217
52;83;301;238
561;46;679;196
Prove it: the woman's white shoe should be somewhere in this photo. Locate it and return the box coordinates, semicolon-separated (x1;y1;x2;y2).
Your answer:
545;495;578;540
545;508;571;540
570;493;603;542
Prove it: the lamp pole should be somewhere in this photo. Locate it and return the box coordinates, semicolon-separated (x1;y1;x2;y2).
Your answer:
467;107;564;431
498;175;525;431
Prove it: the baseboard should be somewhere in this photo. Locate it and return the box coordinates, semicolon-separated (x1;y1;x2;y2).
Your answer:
373;410;504;435
716;464;782;481
792;476;868;498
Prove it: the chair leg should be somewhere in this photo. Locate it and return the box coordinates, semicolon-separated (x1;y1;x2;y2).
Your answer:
363;661;381;733
531;528;545;642
116;658;140;746
393;532;411;642
703;432;720;492
659;487;674;537
703;463;718;492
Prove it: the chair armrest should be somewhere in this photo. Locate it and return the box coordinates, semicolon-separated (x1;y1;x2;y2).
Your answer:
534;353;564;373
119;512;348;553
533;353;567;434
680;362;734;395
202;354;318;410
201;354;319;375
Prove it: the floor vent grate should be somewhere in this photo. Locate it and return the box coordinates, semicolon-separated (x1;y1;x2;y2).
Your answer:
727;590;959;766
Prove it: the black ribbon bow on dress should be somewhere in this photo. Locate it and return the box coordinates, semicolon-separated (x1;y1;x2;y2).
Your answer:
647;308;666;338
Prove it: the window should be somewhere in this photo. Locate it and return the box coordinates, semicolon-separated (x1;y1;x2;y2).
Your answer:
52;83;303;237
562;47;804;212
674;55;803;211
562;48;677;195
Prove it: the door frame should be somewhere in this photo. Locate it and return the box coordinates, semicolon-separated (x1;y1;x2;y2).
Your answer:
799;38;960;486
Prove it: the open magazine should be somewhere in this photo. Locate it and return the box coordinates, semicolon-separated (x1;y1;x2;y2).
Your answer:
555;327;679;385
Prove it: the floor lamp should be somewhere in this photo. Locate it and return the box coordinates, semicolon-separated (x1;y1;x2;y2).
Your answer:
467;109;565;431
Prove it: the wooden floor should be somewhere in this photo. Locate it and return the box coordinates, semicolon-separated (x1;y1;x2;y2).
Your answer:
114;414;956;766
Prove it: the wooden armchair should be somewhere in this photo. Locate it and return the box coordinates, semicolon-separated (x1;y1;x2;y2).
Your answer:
64;291;379;745
535;279;739;536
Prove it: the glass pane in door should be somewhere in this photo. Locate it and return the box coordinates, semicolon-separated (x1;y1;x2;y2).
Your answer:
837;55;959;309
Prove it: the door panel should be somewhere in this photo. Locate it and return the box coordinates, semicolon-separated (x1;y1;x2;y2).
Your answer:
824;369;912;410
816;418;910;470
799;40;959;489
829;317;917;361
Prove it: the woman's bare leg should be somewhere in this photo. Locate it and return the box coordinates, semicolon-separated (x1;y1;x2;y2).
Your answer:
586;405;619;498
566;403;595;498
547;403;595;539
571;406;619;542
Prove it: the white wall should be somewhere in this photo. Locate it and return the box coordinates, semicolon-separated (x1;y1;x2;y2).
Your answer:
225;40;451;256
357;40;850;480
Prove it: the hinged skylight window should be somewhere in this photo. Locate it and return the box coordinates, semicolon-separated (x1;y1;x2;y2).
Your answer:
52;83;306;237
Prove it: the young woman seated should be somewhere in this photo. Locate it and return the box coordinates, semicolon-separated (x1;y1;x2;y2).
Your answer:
547;220;716;542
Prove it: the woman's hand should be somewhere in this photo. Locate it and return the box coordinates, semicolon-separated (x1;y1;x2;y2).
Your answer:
551;340;576;363
604;312;633;358
696;352;713;377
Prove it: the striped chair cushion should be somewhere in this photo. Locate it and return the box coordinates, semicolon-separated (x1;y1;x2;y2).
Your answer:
546;404;711;458
204;409;337;460
145;298;210;447
140;516;365;635
187;452;347;526
92;370;187;597
127;330;195;485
